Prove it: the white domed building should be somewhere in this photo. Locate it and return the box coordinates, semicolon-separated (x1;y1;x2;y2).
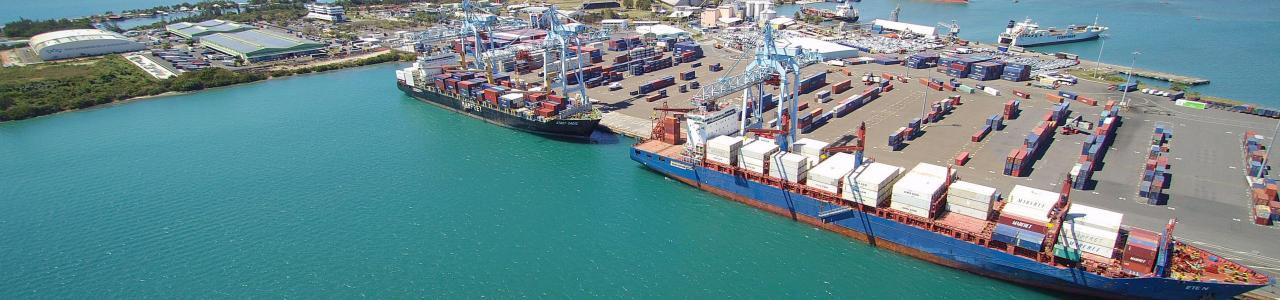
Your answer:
30;29;145;60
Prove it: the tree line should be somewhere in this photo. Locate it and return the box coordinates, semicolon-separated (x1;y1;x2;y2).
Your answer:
2;18;95;38
0;52;414;122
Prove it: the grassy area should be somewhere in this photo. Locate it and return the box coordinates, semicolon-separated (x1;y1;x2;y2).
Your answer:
1067;68;1247;106
0;58;105;85
0;51;414;122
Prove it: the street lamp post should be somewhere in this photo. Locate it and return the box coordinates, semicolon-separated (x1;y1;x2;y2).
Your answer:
1118;50;1140;107
1093;38;1105;78
1261;120;1280;177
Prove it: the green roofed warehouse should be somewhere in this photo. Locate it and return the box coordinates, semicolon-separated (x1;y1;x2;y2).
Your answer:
165;19;252;39
199;29;326;63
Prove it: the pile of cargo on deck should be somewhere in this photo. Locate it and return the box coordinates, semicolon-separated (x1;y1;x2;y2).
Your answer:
806;152;859;194
769;151;809;183
1120;227;1161;276
889;163;954;219
995;185;1060;252
705;135;742;166
946;181;998;220
738;139;779;174
844;162;903;207
1055;203;1123;262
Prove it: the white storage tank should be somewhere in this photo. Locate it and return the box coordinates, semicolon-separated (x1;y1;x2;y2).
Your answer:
806;152;858;193
844;162;903;207
768;152;809;182
705;135;743;166
739;139;779;174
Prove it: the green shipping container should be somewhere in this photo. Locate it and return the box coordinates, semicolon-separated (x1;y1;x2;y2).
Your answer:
1175;99;1207;109
957;85;976;94
1053;243;1082;262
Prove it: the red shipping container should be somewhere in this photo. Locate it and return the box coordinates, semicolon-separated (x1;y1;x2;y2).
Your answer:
1046;94;1064;103
1007;148;1021;163
1106;100;1117;111
881;73;895;80
1122;258;1155;275
483;88;500;103
1013;89;1030;99
997;213;1049;234
972;129;987;142
955;152;970;166
883;84;894;92
1078;95;1098;106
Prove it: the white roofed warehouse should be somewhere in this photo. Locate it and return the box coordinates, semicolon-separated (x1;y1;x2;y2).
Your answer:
29;29;145;60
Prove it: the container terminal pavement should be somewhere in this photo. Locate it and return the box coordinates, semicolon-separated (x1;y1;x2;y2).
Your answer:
528;38;1280;287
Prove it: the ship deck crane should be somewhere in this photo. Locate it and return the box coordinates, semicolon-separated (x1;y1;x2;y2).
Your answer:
690;24;823;151
821;122;867;167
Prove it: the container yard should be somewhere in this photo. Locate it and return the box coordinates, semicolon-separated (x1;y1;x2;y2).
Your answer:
412;6;1280;296
554;27;1280;295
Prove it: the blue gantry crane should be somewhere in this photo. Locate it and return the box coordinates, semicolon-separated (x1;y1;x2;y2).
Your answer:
690;24;823;151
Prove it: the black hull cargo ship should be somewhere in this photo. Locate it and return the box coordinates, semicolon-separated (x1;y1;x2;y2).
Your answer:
396;63;600;140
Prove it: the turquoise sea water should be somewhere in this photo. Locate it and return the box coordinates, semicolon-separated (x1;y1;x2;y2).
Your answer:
0;64;1059;298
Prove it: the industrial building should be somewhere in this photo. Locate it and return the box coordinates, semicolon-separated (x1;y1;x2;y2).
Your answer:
29;29;145;60
166;19;252;40
199;29;326;63
636;25;689;39
305;3;346;22
775;37;858;61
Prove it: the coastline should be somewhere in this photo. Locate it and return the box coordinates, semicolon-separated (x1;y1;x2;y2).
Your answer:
0;59;408;124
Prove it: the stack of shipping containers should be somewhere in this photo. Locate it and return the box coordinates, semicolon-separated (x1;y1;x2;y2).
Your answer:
968;61;1004;81
807;153;859;194
1055;204;1123;262
889;163;954;219
1140;126;1171;204
844;162;903;207
946;181;998;220
739;139;779;174
1002;62;1031;82
995;185;1059;252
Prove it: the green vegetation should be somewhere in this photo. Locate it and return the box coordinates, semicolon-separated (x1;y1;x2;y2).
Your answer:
0;51;413;122
577;9;624;24
268;51;414;77
1066;68;1240;105
132;2;306;30
0;42;29;50
2;18;95;38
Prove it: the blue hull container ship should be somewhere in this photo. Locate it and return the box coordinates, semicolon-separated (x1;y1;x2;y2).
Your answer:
630;119;1270;299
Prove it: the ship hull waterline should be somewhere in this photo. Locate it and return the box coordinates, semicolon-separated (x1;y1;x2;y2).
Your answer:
630;146;1264;300
397;82;600;141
